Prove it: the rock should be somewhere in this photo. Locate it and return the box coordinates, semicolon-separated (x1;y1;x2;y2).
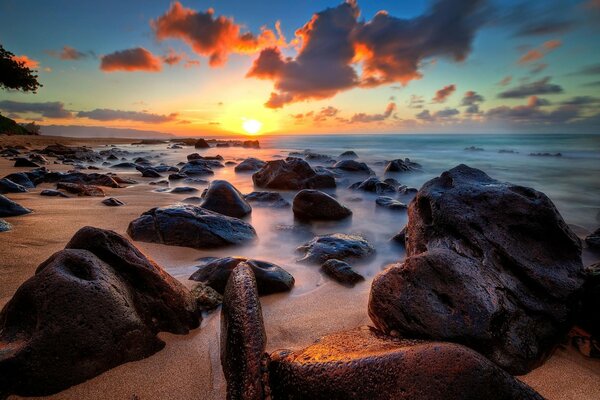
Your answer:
102;197;125;206
111;162;138;169
179;161;215;176
194;138;210;149
182;196;203;204
190;282;223;312
189;257;294;295
585;228;600;250
368;164;585;374
127;204;257;249
321;259;364;287
220;263;268;400
384;158;422;173
169;172;187;180
0;194;32;217
530;152;562;157
217;143;230;148
13;157;40;167
253;158;336;190
464;146;484;151
40;189;69;198
297;233;374;264
244;191;290;208
0;227;199;397
375;196;407;210
40;144;102;162
44;172;121;188
141;168;161;178
338;150;358;159
186;153;203;161
398;185;418;196
0;219;11;232
3;172;35;188
0;178;27;194
200;180;252;218
292;189;352;221
170;186;198;194
56;182;105;197
391;226;406;246
235;157;266;172
268;327;544;400
242;140;260;149
349;177;396;195
332;160;372;174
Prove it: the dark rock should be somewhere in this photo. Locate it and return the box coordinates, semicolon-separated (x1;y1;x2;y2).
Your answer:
321;259;364;286
194;138;210;149
216;143;230;148
149;180;169;186
127;204;257;249
44;172;121;188
102;197;125;207
13;158;40;168
170;186;198;194
464;146;484;151
190;256;294;295
349;177;395;195
332;160;373;174
391;226;406;246
368;164;585;374
253;158;336;190
182;196;203;204
3;172;34;188
0;219;11;232
530;152;562;157
0;178;27;194
40;144;102;162
585;228;600;250
191;282;223;312
200;180;252;218
220;263;268;400
292;189;352;221
0;227;199;397
297;233;374;264
577;263;600;338
268;327;544;400
180;161;216;176
56;182;105;197
244;191;290;208
398;185;418;196
338;150;359;159
169;172;187;180
375;196;407;210
0;194;32;217
242;140;260;149
384;158;422;173
40;189;69;198
141;168;161;178
235;157;266;172
111;162;138;169
132;139;165;145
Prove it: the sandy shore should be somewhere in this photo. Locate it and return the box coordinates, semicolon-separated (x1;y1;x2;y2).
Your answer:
1;136;599;400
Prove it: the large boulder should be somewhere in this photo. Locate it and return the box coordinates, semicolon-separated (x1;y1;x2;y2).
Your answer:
194;138;210;149
127;204;257;249
253;158;336;190
189;256;294;295
268;327;544;400
235;157;266;173
220;263;268;400
297;233;374;264
384;158;422;173
0;227;199;397
369;164;585;374
200;180;252;218
292;189;352;221
0;178;27;194
0;194;31;217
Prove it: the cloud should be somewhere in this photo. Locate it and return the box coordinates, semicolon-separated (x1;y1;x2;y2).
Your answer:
498;76;563;98
432;84;456;103
11;54;39;69
77;109;178;123
561;96;599;105
0;100;72;118
499;1;576;37
486;95;579;124
47;46;89;60
518;39;561;64
100;48;162;72
408;95;425;109
461;90;484;106
349;102;396;123
570;63;600;75
248;0;487;108
498;76;512;86
416;107;460;121
314;106;340;122
151;1;285;67
161;48;200;68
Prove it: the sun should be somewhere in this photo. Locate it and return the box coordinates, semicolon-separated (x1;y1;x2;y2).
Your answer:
242;118;262;135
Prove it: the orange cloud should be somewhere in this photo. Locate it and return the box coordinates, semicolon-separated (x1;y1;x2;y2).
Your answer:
433;84;456;103
11;55;39;69
518;40;562;64
152;1;285;67
100;48;162;72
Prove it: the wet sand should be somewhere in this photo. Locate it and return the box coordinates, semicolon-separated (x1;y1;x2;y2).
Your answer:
1;136;599;400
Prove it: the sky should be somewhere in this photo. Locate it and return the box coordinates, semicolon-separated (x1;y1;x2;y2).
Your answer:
0;0;599;136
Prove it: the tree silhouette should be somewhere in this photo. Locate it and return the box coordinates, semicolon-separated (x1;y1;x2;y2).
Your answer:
0;44;41;92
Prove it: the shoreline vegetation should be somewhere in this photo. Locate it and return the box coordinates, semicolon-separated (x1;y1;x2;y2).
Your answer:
0;135;599;399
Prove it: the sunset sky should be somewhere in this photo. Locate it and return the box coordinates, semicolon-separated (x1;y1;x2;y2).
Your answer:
0;0;599;136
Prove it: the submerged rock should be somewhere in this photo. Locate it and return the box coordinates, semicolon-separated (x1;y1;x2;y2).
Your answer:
369;164;585;374
293;189;352;221
200;180;252;218
384;158;422;173
127;204;257;249
0;227;199;397
244;191;290;208
297;233;374;264
235;157;266;172
253;158;336;190
0;194;32;217
190;256;294;295
269;327;544;400
321;259;364;287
